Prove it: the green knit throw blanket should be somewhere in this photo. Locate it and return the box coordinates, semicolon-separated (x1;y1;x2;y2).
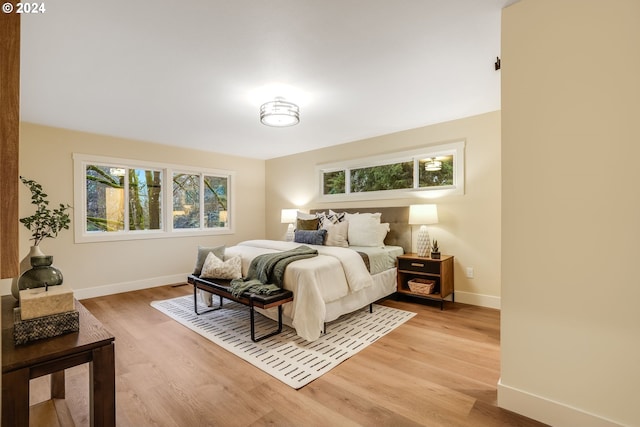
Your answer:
229;245;318;297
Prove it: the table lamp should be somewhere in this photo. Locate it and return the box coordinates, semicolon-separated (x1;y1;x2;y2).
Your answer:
408;204;439;257
281;209;297;242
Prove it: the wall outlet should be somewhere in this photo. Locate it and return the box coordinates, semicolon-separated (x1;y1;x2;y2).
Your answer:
466;267;474;278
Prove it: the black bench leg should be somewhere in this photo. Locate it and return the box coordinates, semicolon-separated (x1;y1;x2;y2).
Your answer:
250;304;284;342
194;287;223;315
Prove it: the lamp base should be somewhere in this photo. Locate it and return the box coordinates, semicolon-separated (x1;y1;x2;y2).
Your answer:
285;224;295;242
416;225;431;257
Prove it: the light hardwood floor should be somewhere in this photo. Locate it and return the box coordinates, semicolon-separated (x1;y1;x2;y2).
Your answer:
31;284;547;426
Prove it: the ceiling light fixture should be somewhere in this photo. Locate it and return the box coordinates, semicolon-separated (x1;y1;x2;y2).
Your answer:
424;158;442;171
260;97;300;127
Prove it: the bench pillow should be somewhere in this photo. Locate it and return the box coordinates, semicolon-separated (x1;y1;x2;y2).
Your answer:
193;245;225;275
200;253;242;280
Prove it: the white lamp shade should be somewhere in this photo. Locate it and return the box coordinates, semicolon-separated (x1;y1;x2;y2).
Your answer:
408;204;438;225
280;209;298;224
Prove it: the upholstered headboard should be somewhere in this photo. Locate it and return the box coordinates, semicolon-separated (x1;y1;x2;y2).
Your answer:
309;207;411;253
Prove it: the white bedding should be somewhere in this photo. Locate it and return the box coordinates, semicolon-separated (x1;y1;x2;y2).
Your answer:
223;240;400;341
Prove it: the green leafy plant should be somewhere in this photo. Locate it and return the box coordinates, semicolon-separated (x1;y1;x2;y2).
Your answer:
19;176;72;246
431;240;439;253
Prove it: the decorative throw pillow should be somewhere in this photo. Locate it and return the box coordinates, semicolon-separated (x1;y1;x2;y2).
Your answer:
316;213;329;228
329;210;348;222
193;245;225;275
296;211;317;220
346;213;383;246
200;253;242;280
294;229;327;245
323;220;349;247
296;217;320;230
318;210;347;228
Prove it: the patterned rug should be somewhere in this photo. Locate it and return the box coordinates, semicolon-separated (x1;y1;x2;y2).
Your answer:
151;295;415;389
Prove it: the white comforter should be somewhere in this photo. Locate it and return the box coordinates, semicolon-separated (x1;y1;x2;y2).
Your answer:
224;240;374;341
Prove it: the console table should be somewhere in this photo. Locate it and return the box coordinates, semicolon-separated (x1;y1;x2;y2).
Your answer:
1;295;115;426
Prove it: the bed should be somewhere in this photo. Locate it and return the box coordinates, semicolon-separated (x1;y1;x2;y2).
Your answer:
213;207;410;342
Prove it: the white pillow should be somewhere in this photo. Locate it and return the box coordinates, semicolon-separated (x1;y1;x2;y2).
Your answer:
347;213;383;246
345;212;380;222
200;253;242;280
323;220;349;247
376;223;391;246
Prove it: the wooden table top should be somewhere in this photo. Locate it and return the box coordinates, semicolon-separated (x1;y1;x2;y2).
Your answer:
2;295;114;374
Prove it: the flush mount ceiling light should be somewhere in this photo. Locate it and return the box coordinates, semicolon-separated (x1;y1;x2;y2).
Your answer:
260;97;300;127
424;158;442;171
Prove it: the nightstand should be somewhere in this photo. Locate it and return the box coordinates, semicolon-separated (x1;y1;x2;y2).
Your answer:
396;253;454;310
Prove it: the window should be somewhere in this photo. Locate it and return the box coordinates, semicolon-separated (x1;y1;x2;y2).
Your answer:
418;155;454;188
319;141;464;200
85;166;163;232
350;161;414;192
322;170;346;195
172;173;200;229
74;154;234;243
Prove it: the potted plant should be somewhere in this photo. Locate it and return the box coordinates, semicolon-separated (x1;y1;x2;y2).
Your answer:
11;177;71;298
19;176;72;247
430;240;441;259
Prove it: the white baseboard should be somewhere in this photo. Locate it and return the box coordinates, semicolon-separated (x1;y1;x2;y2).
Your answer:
6;275;501;311
497;379;623;427
73;273;189;300
74;279;501;309
454;290;501;309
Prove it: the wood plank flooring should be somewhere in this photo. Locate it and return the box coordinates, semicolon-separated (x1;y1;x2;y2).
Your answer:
30;284;547;427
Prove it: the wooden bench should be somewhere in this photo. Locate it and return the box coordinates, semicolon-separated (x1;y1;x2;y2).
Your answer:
187;275;293;342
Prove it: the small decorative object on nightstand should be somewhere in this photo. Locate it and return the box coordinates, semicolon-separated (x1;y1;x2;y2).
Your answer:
396;253;454;310
430;240;440;259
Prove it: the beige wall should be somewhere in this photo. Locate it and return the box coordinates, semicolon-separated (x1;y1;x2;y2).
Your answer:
266;111;502;307
0;123;265;298
500;1;640;426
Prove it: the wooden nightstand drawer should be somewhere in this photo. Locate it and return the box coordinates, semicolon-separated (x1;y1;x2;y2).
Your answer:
397;257;440;274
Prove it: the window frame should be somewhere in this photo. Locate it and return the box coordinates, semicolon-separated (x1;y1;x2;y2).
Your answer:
317;141;465;202
73;153;235;243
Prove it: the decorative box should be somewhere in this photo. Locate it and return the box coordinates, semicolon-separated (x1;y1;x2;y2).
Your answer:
19;284;75;320
408;278;436;295
13;307;79;345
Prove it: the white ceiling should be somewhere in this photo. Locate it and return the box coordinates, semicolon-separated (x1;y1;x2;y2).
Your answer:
20;0;511;160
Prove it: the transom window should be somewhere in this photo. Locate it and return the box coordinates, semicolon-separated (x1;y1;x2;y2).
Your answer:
318;141;464;200
74;154;234;243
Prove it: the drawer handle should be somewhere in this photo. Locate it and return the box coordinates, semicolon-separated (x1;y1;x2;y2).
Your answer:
410;263;425;268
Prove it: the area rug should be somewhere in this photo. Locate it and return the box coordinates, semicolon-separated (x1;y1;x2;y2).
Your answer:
151;295;415;389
